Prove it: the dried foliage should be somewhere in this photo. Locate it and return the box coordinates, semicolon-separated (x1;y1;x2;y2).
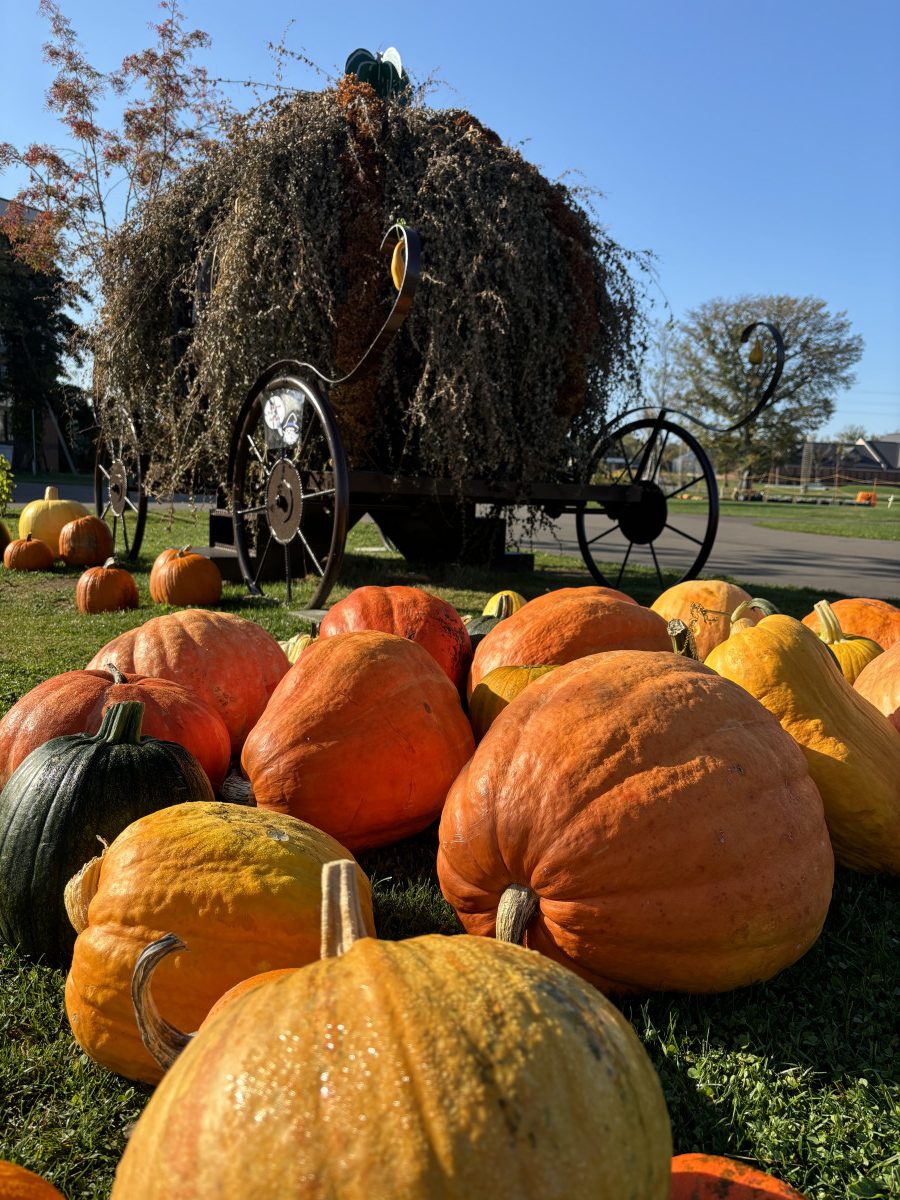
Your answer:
95;79;651;498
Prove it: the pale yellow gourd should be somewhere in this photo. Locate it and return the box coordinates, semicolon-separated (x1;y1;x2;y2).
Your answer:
18;486;90;557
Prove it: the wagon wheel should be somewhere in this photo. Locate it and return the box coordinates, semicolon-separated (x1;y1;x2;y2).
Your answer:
93;432;148;561
575;417;719;593
230;366;349;607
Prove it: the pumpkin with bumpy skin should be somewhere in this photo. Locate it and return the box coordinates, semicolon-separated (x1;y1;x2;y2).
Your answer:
86;609;289;753
17;485;89;557
242;631;475;851
808;598;883;683
0;664;231;791
149;545;222;607
3;533;54;571
802;596;900;651
58;515;114;566
468;585;668;695
64;803;374;1084
0;1160;66;1199
0;702;214;966
439;651;833;995
706;615;900;873
319;584;472;690
75;558;139;614
854;640;900;732
670;1154;807;1198
650;580;753;661
111;861;672;1200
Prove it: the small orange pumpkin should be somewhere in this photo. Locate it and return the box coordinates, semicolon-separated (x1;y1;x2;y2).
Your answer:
3;533;54;571
75;558;139;614
149;546;222;607
58;514;114;566
0;1160;66;1199
670;1153;807;1197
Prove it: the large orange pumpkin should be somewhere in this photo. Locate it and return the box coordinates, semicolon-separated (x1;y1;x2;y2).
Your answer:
802;596;900;651
0;1160;65;1199
86;609;289;753
439;651;834;995
58;515;114;566
854;640;900;732
64;802;374;1084
149;546;222;607
670;1153;807;1198
468;586;669;694
650;580;754;661
0;665;231;791
242;631;475;850
319;584;472;690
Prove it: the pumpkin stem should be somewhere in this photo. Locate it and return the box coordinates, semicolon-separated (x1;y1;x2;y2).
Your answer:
731;597;779;624
178;545;193;557
44;486;59;501
494;593;514;619
320;860;370;959
64;844;107;934
102;557;117;568
220;772;255;805
131;933;195;1070
104;661;128;685
495;883;539;944
94;700;144;745
813;599;845;645
667;618;699;659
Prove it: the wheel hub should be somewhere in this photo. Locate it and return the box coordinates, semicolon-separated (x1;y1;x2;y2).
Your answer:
266;459;302;544
108;460;129;517
617;480;667;544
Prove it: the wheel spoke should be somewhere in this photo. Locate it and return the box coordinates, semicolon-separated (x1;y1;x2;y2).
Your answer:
101;500;111;519
664;522;704;547
125;495;140;513
648;541;665;589
237;503;269;516
616;437;637;483
645;429;671;482
247;434;266;465
253;530;274;587
121;513;131;556
634;426;661;479
296;527;325;576
665;474;705;501
301;487;336;502
98;462;110;479
284;544;292;603
586;522;621;547
614;542;633;588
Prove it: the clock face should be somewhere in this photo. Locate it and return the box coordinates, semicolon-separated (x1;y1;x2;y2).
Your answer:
263;393;285;431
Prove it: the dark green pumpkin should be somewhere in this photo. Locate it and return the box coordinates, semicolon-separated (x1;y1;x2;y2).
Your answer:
0;519;11;556
465;595;516;651
0;700;214;966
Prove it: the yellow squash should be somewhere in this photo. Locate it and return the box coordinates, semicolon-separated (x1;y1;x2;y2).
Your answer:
706;615;900;873
17;486;89;557
810;599;882;683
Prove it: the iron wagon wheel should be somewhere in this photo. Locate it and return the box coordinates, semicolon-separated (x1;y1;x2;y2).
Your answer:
575;417;719;594
230;364;350;607
93;432;148;562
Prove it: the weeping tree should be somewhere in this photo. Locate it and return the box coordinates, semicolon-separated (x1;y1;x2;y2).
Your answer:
94;73;652;500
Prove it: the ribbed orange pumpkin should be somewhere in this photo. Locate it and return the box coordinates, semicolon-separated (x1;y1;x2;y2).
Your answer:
3;533;54;571
58;515;114;566
242;631;475;850
650;580;753;661
439;651;834;995
86;609;289;753
75;558;139;614
319;584;472;690
854;640;900;733
64;802;374;1084
468;586;669;695
149;545;222;607
0;665;231;790
802;596;900;651
670;1154;807;1198
0;1160;65;1199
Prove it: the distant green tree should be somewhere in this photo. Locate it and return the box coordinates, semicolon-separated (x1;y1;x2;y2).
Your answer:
670;295;864;477
832;423;870;445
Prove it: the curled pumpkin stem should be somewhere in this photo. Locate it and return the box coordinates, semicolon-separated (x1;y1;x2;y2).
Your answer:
131;933;195;1071
731;597;779;624
495;883;539;944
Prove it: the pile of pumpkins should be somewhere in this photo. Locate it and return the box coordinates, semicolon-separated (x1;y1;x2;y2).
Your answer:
1;573;899;1198
1;485;223;610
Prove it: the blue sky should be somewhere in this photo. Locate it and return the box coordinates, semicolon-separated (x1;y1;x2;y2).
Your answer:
2;0;898;437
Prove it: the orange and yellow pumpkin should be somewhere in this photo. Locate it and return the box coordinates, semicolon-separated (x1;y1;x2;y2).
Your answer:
802;596;900;651
16;486;89;557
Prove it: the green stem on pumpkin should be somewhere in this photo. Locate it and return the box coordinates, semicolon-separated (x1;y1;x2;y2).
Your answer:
93;700;145;746
730;597;779;624
812;599;845;645
495;883;539;945
104;661;128;685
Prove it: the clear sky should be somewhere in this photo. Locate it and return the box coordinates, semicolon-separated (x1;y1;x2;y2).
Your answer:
2;0;898;438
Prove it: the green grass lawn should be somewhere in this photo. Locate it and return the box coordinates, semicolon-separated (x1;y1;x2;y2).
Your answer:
0;508;898;1199
716;498;900;541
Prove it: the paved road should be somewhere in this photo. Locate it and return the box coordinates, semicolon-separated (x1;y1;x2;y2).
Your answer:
12;480;898;600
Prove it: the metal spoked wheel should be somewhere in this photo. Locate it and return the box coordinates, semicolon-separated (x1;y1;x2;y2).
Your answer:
575;417;719;592
93;433;148;561
230;367;349;607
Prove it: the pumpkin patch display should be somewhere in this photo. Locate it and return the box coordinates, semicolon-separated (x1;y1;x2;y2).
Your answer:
75;558;139;614
706;615;900;873
468;585;669;695
439;651;834;995
0;665;231;790
0;701;214;967
58;515;114;567
854;640;900;732
468;663;558;741
86;609;289;753
65;803;374;1084
318;584;472;690
111;860;672;1199
16;485;89;557
807;599;883;683
242;631;475;850
0;1160;66;1199
670;1154;807;1198
802;595;900;651
650;579;754;661
2;533;54;571
149;545;222;607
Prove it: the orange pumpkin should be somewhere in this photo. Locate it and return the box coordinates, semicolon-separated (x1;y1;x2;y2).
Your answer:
802;596;900;651
0;1160;66;1199
854;641;900;733
650;580;753;660
319;584;472;690
439;651;834;995
149;545;222;607
75;558;139;614
468;586;669;695
670;1153;807;1198
3;533;54;571
0;664;231;791
242;631;475;850
58;515;114;566
86;609;289;753
808;599;883;683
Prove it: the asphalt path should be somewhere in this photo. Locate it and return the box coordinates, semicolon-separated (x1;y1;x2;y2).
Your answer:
11;480;899;600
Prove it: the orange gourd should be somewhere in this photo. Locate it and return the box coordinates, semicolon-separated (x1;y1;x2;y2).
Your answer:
242;631;475;850
75;558;139;614
149;545;222;607
802;596;900;651
0;1160;65;1199
58;515;113;566
854;640;900;733
439;651;833;995
3;533;54;571
651;579;753;660
670;1153;807;1198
